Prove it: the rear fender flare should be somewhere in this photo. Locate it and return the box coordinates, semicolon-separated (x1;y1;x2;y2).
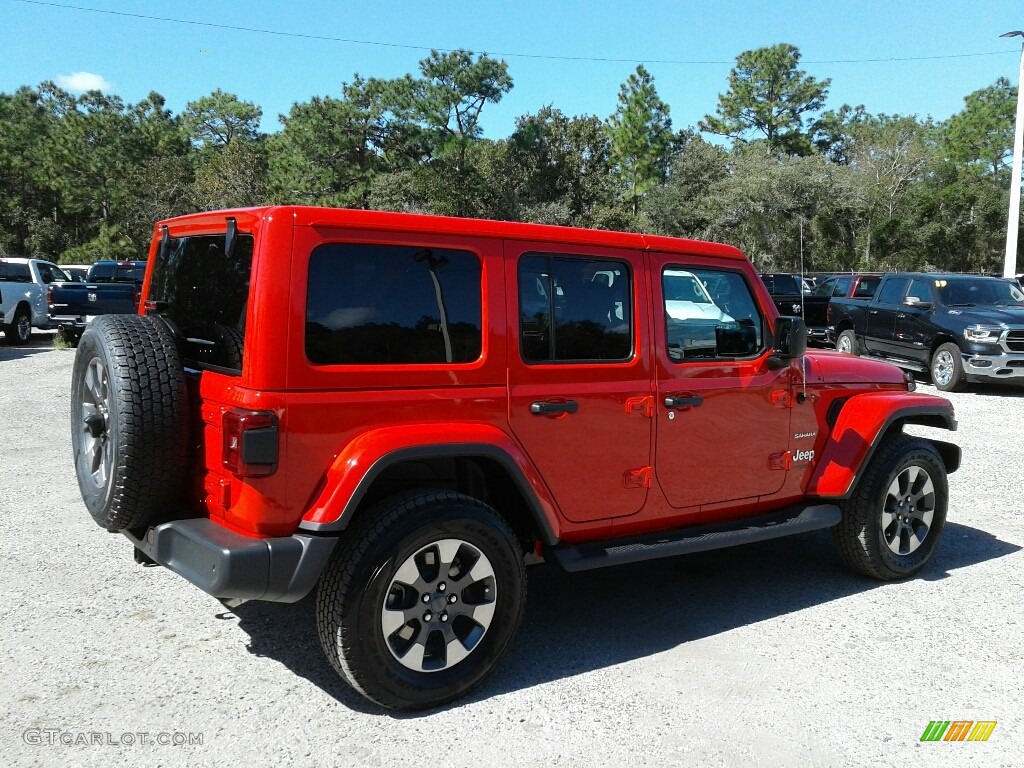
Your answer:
807;392;959;498
297;424;561;544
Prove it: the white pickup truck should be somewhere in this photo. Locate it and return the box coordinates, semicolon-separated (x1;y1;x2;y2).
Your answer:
0;257;71;344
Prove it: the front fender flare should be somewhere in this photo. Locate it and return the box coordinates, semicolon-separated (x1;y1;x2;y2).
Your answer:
807;392;958;498
297;423;561;543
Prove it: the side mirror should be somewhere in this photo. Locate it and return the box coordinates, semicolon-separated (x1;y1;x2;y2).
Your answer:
903;296;932;310
769;316;807;368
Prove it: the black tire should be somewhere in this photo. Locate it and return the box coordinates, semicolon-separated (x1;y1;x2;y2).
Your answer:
930;342;965;392
5;306;31;345
316;490;527;710
70;314;190;531
832;434;947;580
835;329;858;355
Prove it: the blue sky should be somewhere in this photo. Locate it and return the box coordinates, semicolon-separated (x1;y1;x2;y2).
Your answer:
1;0;1021;138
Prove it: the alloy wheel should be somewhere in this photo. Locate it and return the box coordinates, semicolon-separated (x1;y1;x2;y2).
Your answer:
880;465;935;555
80;357;112;490
932;350;955;388
381;538;497;672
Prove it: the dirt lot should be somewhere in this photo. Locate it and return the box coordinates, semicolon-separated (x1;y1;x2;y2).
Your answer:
1;336;1022;768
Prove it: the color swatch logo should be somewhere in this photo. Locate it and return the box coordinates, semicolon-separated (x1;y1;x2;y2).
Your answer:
920;721;997;742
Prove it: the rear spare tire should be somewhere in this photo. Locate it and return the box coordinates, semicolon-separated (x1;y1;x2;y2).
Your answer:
71;314;190;531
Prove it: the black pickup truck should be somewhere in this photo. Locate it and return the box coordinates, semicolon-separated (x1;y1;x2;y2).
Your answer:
829;272;1024;391
47;260;146;343
759;273;831;346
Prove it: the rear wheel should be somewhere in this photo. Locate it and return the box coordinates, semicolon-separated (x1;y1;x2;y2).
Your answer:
835;329;857;355
930;342;965;392
70;314;190;531
316;490;526;710
833;434;947;580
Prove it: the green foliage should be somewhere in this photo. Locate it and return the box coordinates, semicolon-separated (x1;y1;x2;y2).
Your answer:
181;89;262;148
60;222;137;264
701;43;830;156
192;139;268;211
0;47;1017;273
269;75;425;208
607;65;672;217
507;106;615;226
942;78;1016;178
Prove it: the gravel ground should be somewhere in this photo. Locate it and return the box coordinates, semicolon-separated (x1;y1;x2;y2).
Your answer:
1;336;1022;768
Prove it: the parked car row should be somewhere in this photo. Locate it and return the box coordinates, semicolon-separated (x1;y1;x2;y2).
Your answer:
0;257;146;345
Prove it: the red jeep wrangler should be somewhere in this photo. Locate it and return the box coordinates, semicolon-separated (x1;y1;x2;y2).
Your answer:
71;207;959;710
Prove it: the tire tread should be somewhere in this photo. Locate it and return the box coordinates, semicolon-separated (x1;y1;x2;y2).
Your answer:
316;490;526;710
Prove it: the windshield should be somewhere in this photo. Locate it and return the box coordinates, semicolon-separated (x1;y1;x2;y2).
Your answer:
88;262;145;283
936;278;1024;307
148;234;253;373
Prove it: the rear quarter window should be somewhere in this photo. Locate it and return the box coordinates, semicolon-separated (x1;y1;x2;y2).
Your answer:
306;243;482;365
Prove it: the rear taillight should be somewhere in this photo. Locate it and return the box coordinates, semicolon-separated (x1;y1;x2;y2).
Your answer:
222;409;279;477
826;303;832;323
132;285;142;312
47;285;54;308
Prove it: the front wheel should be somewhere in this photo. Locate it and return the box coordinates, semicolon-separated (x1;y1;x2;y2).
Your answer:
930;342;965;392
316;490;527;710
5;307;31;345
833;435;947;580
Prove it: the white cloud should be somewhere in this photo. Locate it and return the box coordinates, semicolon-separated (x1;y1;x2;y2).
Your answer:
56;72;113;94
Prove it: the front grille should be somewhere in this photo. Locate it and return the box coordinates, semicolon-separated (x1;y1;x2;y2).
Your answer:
1005;330;1024;353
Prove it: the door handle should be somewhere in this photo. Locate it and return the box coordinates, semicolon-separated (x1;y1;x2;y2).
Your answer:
868;309;878;315
664;394;704;409
530;400;579;416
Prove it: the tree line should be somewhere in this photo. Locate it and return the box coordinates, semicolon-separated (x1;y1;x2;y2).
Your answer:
0;43;1019;274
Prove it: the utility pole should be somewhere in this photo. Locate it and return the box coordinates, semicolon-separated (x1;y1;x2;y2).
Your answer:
1002;31;1024;279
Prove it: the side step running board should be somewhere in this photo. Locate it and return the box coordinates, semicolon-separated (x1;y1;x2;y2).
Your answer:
858;354;928;373
549;504;842;572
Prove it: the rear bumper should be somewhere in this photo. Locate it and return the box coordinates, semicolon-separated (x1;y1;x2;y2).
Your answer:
49;314;88;332
807;325;830;346
123;519;337;603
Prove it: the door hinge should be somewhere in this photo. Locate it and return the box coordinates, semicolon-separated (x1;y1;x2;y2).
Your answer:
771;389;794;408
623;466;652;489
625;395;654;418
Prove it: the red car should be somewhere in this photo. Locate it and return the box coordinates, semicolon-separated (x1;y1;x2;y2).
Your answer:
70;207;959;710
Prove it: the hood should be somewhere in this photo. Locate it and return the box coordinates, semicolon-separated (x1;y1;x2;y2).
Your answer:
803;350;906;386
943;305;1024;325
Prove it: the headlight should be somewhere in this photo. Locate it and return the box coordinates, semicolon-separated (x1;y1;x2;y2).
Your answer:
963;326;1001;343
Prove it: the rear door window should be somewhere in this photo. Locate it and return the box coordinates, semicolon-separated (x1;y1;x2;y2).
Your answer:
518;254;632;362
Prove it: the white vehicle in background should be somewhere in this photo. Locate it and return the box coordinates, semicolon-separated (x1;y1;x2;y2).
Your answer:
0;257;70;344
663;269;749;359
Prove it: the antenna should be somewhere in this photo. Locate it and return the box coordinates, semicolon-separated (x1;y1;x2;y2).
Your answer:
799;217;808;403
